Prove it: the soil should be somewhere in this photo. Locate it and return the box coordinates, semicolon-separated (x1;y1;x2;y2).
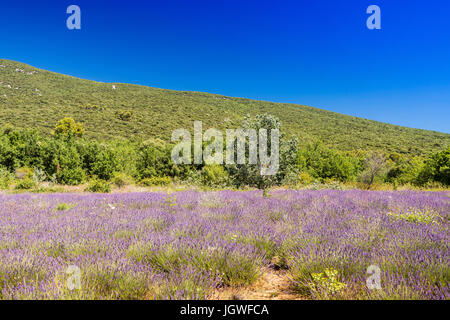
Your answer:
211;268;304;300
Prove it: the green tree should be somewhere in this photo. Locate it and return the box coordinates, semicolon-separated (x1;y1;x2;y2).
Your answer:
227;113;298;194
41;138;85;185
386;153;425;186
297;142;356;182
417;147;450;186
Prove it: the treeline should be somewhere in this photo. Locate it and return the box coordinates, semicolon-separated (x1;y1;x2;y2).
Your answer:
297;142;449;189
0;116;448;192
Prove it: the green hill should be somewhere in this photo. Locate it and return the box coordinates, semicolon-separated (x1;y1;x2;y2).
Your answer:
0;59;448;156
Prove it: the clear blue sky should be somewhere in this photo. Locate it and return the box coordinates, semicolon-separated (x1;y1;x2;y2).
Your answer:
1;0;449;133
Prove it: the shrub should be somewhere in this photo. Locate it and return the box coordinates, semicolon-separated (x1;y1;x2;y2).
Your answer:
59;168;85;185
417;147;450;186
33;168;47;183
15;167;34;180
386;156;424;186
90;147;120;181
299;172;312;185
115;110;134;121
0;167;12;189
140;176;172;187
112;172;133;188
387;208;440;224
309;268;347;297
40;139;86;185
136;143;176;179
15;178;36;190
54;117;85;138
297;142;357;183
0;129;44;171
0;135;16;171
85;179;111;193
1;123;15;135
201;164;229;187
281;169;300;187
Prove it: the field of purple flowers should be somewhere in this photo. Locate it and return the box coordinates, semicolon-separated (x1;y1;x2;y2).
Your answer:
0;190;448;300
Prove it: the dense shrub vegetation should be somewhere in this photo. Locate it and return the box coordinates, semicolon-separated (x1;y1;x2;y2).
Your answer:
0;114;448;192
1;59;449;156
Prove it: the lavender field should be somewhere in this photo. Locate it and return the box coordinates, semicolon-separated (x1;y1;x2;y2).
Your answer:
0;190;448;300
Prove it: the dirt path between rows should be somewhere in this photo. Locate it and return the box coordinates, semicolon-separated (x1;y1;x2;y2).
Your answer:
211;268;304;300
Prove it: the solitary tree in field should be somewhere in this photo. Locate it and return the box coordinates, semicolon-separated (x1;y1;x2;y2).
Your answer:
227;113;298;196
359;152;388;189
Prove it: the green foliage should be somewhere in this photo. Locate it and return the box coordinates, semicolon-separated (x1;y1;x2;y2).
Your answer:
136;143;167;179
90;146;120;181
136;142;190;180
417;147;450;186
201;164;229;187
297;142;357;182
0;94;448;190
41;139;85;185
386;153;425;186
227;114;298;190
15;166;34;180
0;167;12;189
306;180;344;190
14;178;36;190
0;128;43;170
85;179;111;193
299;172;312;185
56;203;77;211
1;123;15;135
1;59;448;157
112;172;133;188
54;117;85;138
0;135;16;171
115;110;133;121
309;268;347;297
140;176;172;187
387;208;440;224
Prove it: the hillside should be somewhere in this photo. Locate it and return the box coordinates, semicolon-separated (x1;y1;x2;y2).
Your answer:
0;59;448;156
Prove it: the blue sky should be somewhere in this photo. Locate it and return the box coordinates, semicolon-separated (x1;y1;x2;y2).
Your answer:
1;0;449;133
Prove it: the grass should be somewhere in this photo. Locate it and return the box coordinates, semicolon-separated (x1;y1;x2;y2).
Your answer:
55;203;77;211
1;59;449;156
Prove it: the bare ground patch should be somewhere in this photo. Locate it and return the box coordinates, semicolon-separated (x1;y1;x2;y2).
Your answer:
210;268;304;300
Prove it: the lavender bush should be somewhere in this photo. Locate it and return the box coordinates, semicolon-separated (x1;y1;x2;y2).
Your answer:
0;190;448;300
